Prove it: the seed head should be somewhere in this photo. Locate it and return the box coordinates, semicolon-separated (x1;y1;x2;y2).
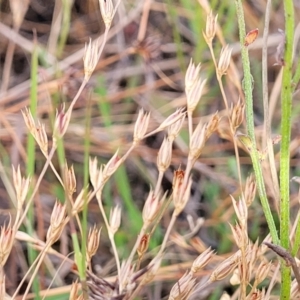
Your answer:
109;205;121;235
209;251;241;282
173;174;192;216
185;59;201;93
191;247;214;273
142;189;165;226
87;226;101;263
157;108;186;132
137;233;150;257
12;165;31;209
22;108;48;155
203;11;218;45
53;105;71;142
186;77;206;114
64;164;76;196
244;174;257;207
230;195;248;227
168;272;196;300
134;109;150;143
230;99;245;132
218;45;232;77
168;113;185;141
99;0;114;28
157;137;172;173
46;201;67;243
83;38;99;80
255;261;272;284
0;221;14;266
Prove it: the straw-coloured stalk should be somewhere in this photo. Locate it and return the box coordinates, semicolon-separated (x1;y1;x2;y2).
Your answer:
69;280;83;300
248;289;265;300
217;45;232;77
168;272;196;300
229;223;248;249
203;11;218;46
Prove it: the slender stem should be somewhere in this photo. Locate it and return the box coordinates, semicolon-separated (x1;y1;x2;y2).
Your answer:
280;0;294;297
207;43;242;189
158;210;177;255
234;0;279;245
262;0;280;203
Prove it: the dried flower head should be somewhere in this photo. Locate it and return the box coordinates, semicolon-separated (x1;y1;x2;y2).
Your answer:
157;108;186;132
83;38;99;80
218;45;232;77
185;59;201;93
231;195;248;227
0;221;14;266
191;247;214;273
230;99;245;132
46;201;67;243
203;11;218;45
99;0;114;28
134;109;150;143
142;189;165;226
12;165;31;209
53;105;72;142
22;108;48;155
168;272;196;300
137;233;150;257
168;113;185;141
173;175;192;216
109;205;121;235
244;28;259;47
64;164;76;196
210;251;241;282
244;174;256;207
186;76;207;114
87;226;101;263
157;137;173;173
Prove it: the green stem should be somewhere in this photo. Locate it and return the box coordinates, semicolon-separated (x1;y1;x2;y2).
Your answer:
280;0;294;297
235;0;279;245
